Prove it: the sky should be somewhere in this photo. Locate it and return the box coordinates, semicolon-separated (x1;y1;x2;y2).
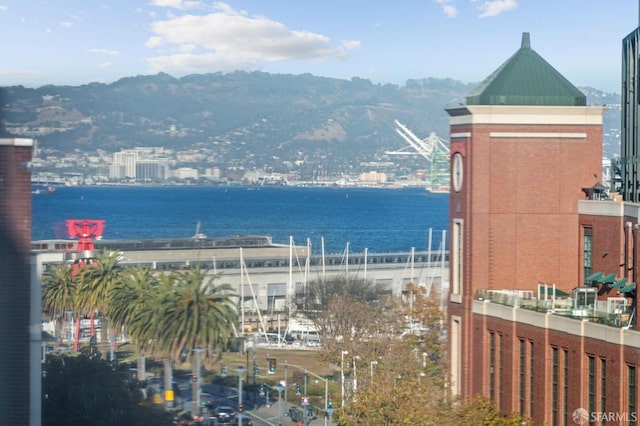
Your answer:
1;0;639;93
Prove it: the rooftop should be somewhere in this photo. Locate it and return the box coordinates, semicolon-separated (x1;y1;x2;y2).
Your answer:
466;32;586;107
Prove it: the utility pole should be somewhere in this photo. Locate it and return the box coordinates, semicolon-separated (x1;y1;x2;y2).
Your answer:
237;366;245;426
192;348;203;418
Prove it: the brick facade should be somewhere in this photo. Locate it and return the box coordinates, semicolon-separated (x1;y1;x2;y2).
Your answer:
441;105;640;425
0;138;33;424
472;309;638;423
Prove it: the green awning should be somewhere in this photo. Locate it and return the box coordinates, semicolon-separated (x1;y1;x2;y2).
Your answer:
612;277;629;288
540;287;569;297
619;282;636;293
586;271;603;281
600;273;617;284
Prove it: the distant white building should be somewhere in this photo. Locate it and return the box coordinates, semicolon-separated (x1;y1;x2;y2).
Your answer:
110;148;171;181
359;171;387;185
136;159;168;181
111;150;138;179
173;167;198;180
203;167;222;181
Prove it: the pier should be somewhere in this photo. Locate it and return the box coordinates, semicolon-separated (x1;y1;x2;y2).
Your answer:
34;236;449;338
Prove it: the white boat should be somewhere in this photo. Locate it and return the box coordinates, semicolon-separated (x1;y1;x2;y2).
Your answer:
426;185;450;194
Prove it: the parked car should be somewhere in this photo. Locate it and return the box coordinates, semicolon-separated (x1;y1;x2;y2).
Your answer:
305;339;321;347
212;405;235;422
288;406;304;422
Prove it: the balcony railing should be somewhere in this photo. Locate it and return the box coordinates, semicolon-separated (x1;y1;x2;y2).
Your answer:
474;288;635;329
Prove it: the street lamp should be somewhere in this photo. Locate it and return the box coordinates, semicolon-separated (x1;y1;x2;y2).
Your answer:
352;356;360;397
370;360;378;384
237;366;244;426
276;383;284;426
341;350;349;408
284;360;288;413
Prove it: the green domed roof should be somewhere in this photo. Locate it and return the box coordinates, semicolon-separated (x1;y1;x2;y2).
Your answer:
466;33;586;106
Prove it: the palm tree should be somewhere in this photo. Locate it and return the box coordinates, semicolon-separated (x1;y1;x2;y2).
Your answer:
158;266;239;363
108;265;159;376
108;266;158;337
41;263;77;344
110;269;177;398
107;265;238;408
76;249;123;353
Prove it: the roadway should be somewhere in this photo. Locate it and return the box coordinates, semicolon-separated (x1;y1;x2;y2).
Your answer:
176;381;325;426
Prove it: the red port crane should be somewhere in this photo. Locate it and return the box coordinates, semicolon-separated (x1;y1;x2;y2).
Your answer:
65;219;105;352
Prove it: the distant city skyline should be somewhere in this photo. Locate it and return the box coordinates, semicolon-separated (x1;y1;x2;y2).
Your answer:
1;1;638;93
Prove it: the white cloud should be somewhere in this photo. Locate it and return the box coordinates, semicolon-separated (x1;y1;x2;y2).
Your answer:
475;0;518;18
60;21;72;28
149;0;206;11
342;40;361;50
97;62;112;69
435;0;458;18
0;5;8;12
443;5;458;18
145;2;358;75
88;48;121;56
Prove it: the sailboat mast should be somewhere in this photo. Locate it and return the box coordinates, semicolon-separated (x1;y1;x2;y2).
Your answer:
288;236;293;320
345;242;350;274
427;228;434;293
321;237;326;279
411;247;415;284
240;247;245;333
305;238;311;294
364;247;368;281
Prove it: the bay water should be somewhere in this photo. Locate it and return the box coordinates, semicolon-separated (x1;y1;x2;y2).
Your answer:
32;186;449;254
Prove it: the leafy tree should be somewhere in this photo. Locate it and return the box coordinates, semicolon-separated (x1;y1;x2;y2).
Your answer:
325;282;534;425
445;396;537;425
293;274;384;347
42;354;174;426
294;274;380;314
396;283;445;363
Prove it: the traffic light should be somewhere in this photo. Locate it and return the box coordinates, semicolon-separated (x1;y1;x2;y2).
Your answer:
221;366;227;377
192;374;198;383
327;394;333;409
269;358;277;373
295;384;301;395
254;366;259;376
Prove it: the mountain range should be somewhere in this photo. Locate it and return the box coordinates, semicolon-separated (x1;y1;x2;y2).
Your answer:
0;72;622;179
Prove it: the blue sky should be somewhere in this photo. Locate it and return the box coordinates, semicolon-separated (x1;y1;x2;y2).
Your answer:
1;0;638;92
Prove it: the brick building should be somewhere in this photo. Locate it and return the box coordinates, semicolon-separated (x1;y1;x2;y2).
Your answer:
446;33;640;425
0;138;37;425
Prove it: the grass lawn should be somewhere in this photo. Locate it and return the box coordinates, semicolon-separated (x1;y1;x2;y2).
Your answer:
114;343;334;383
113;343;338;407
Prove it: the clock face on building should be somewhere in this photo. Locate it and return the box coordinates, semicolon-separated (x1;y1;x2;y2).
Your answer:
452;153;464;192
